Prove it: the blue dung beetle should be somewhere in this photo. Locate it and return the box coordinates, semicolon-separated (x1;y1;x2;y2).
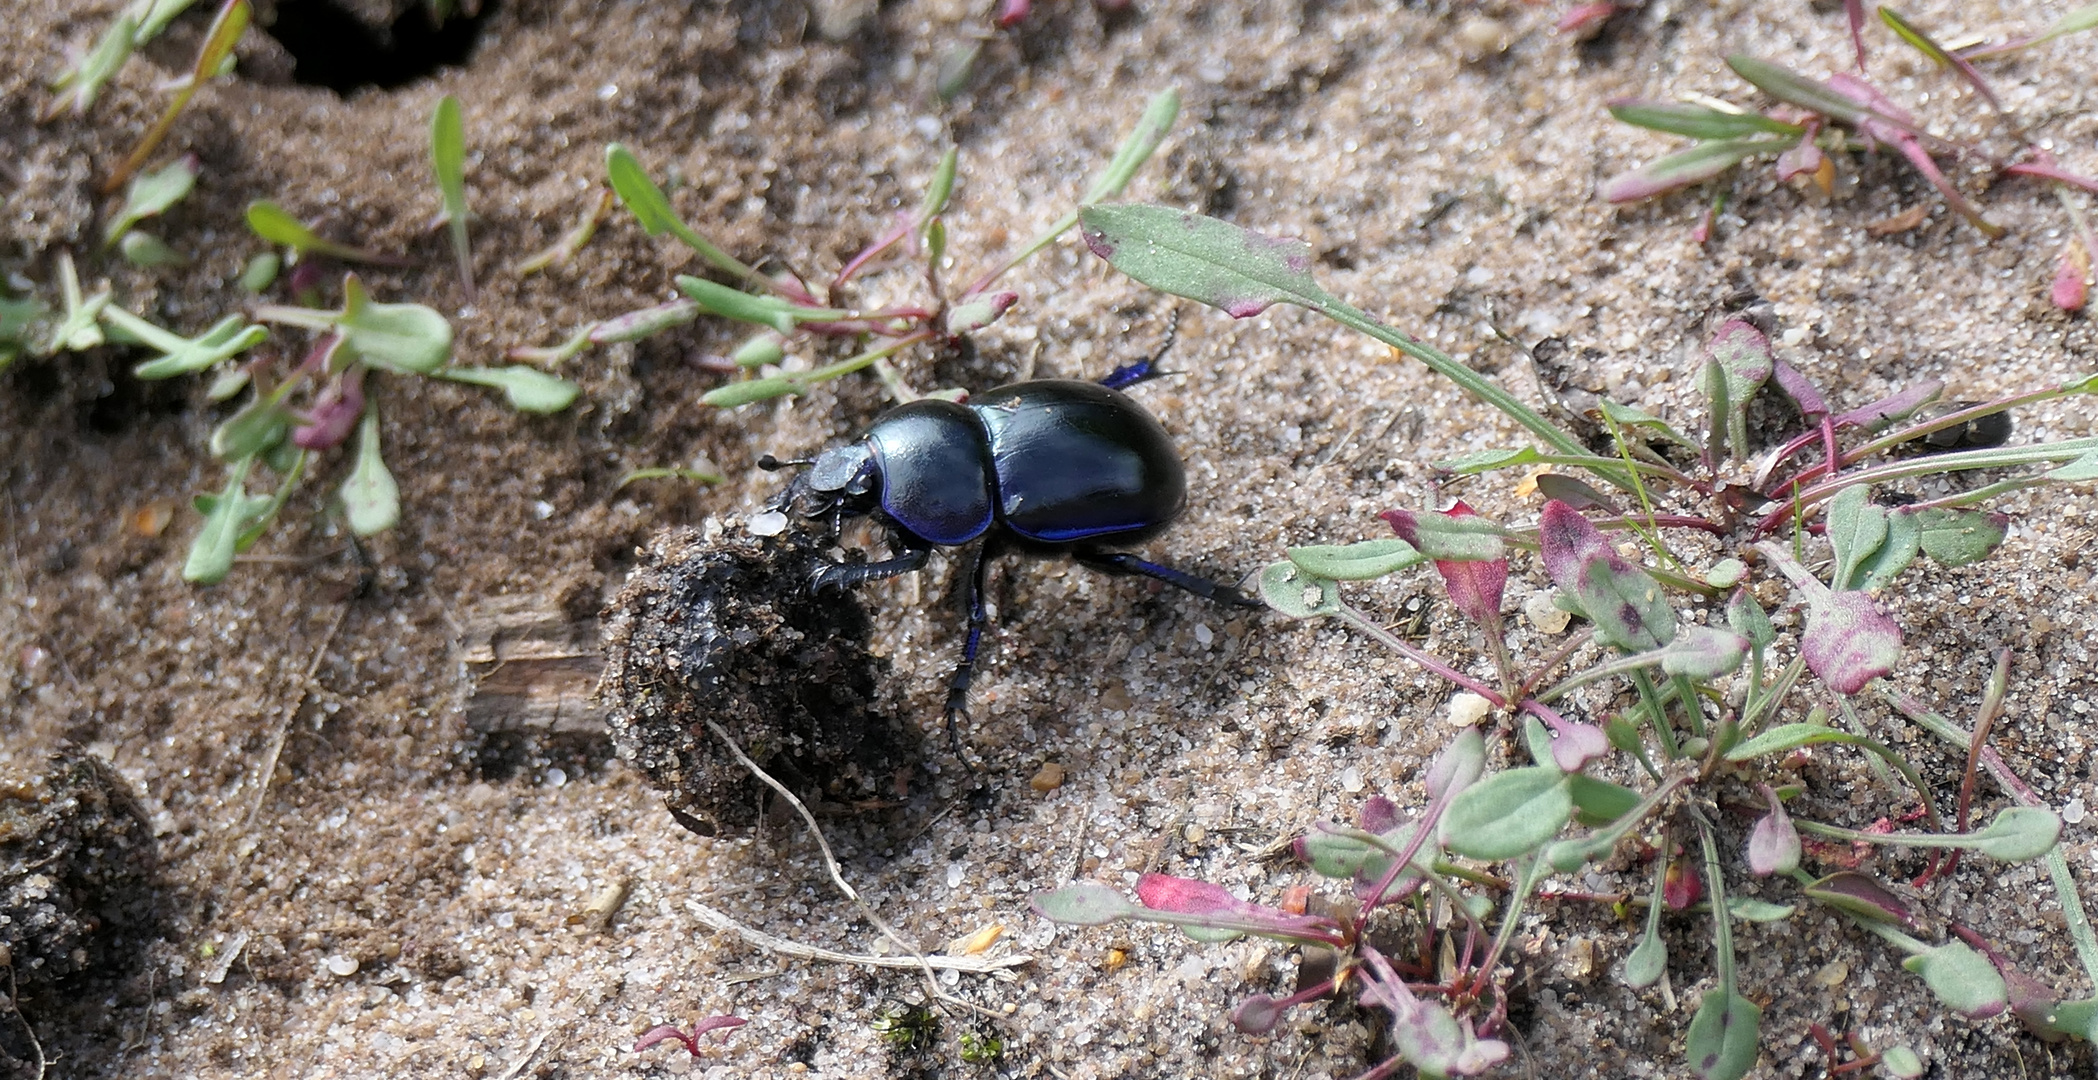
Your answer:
761;351;1258;737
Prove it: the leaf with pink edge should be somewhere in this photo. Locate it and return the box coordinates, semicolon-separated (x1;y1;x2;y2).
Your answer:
1802;590;1901;694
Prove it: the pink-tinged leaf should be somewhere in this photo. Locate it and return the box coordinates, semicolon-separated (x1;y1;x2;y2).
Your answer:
1803;870;1917;926
2054;244;2090;312
1410;501;1507;628
1747;785;1802;876
1136;873;1242;914
1538;499;1612;589
1379;504;1506;562
1425;727;1486;802
1803;590;1902;694
1231;994;1288;1034
1600;136;1792;203
1551;721;1610;774
635;1016;747;1056
1557;1;1616;34
994;0;1030;27
1659;625;1749;680
1770;359;1829;418
1833;380;1943;431
292;365;366;450
1707;318;1773;400
1358;795;1401;835
2005;155;2098;195
1775;137;1826;183
1663;855;1702;910
1823;73;2004;237
1845;0;1867;68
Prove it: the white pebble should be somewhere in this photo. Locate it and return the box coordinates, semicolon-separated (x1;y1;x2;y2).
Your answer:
2065;797;2086;826
1446;691;1492;727
1524;591;1572;634
325;954;359;977
747;510;789;537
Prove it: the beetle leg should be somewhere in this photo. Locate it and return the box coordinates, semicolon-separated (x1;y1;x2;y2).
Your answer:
1075;550;1263;608
941;540;996;752
809;543;929;592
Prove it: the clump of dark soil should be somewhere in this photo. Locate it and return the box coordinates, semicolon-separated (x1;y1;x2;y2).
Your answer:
598;518;920;834
1;749;162;1078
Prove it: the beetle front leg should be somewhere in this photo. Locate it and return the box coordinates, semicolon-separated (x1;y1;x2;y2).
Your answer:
809;542;930;592
1075;550;1263;608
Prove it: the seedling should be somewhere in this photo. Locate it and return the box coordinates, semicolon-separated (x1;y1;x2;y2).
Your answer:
103;156;198;248
1034;203;2098;1077
246;201;409;266
44;0;200;119
511;88;1182;409
103;0;249;194
632;1015;745;1058
1602;7;2098;305
428;95;475;298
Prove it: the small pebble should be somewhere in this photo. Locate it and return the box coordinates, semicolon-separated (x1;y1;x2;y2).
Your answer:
747;510;789;537
1525;591;1572;634
2065;797;2086;826
325;954;359;977
1030;762;1066;792
1447;691;1492;727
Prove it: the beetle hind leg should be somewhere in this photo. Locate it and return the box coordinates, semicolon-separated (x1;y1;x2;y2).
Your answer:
1075;550;1262;608
940;541;997;754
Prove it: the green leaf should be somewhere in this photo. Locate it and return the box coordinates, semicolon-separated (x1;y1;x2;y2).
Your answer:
1725;897;1795;923
1432;447;1543;474
701;376;798;408
1608;100;1805;139
48;12;137;116
1724;588;1775;649
1439;767;1572;861
244;200;389;263
1598;399;1699;449
1824;485;1888;591
104;156;199;245
184;457;263;584
1568;774;1641;826
239;252;281;292
123;313;269;379
430;94;474;296
1853;506;1922;592
1284;539;1424;581
1077;204;1325;319
210;387;293;461
2047;448;2098;482
1725;55;1871;125
2032;2;2098;46
674;275;849;333
1578;551;1677;651
340;276;451;374
118;231;187;267
1599;136;1794;203
1880;1046;1926;1078
437;365;581;414
1658;625;1749;680
1914;508;2008;567
341;408;398;536
1685;989;1762;1080
1623;925;1667;989
1724;721;1842;761
1081;88;1179;204
1969;806;2063;862
605;144;756;280
1903;941;2008;1019
1257;561;1342;619
1029;882;1138;925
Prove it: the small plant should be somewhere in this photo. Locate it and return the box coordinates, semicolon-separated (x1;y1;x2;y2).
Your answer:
632;1014;746;1058
509;88;1183;410
1601;5;2098;307
1031;202;2098;1077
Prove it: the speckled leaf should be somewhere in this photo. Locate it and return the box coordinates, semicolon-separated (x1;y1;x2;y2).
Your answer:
1724;587;1775;649
1853;507;1923;592
1660;625;1749;679
1914;508;2008;567
1685;989;1762;1080
1439;766;1572;861
1824;485;1888;591
1029;882;1137;925
1970;807;2062;862
1285;539;1425;580
1379;506;1507;562
1904;941;2008;1019
1802;591;1901;694
1078;204;1326;319
1258;561;1341;619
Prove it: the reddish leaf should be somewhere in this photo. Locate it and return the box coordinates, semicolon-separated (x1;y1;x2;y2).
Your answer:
1802;591;1902;694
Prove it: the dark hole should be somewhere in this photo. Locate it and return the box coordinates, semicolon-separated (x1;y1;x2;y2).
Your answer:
262;0;497;93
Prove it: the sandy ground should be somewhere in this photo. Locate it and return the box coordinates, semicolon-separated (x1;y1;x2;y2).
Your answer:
4;0;2098;1077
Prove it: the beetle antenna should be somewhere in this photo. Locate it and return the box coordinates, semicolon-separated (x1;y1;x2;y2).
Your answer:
758;454;812;472
1097;307;1184;390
